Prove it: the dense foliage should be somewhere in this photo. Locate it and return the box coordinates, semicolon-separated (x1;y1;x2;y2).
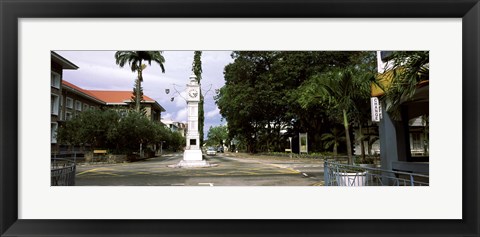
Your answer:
56;109;185;154
205;125;228;147
215;51;377;158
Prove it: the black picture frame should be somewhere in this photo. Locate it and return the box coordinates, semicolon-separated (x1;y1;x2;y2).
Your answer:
1;0;479;236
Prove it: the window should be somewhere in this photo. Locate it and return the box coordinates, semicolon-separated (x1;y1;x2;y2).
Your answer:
75;101;82;111
83;103;89;111
410;133;424;155
408;115;429;157
51;94;59;115
51;72;61;89
51;122;58;143
59;96;63;120
66;97;73;109
65;112;73;120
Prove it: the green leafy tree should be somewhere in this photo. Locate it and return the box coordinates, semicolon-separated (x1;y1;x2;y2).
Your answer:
216;51;364;153
115;51;165;112
206;125;228;147
56;115;84;149
57;109;186;156
152;122;170;141
168;131;185;152
114;111;155;153
57;109;120;149
216;51;288;153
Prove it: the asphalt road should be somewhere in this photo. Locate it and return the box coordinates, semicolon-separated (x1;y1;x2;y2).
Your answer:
74;152;325;186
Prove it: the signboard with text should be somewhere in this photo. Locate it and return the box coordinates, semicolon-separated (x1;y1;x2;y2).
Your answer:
299;133;308;154
371;97;382;122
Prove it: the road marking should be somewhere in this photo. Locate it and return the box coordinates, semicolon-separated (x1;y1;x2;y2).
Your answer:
227;171;258;175
204;172;226;176
93;172;122;176
76;168;102;176
171;183;185;186
198;183;214;186
302;173;309;177
77;168;125;177
135;172;151;175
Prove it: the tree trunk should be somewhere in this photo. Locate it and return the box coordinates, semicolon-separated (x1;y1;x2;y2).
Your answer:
343;109;353;165
199;94;204;146
359;124;365;160
136;61;142;113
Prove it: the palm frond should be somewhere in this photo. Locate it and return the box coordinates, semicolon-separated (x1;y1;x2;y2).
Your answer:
115;51;165;73
386;51;429;119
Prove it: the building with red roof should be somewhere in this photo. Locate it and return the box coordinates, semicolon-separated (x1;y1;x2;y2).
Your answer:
51;51;166;154
61;81;165;123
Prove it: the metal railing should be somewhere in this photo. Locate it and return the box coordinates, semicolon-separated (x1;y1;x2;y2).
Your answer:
324;161;429;186
51;158;76;186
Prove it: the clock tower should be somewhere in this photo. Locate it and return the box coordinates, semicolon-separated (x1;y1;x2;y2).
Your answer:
176;74;211;167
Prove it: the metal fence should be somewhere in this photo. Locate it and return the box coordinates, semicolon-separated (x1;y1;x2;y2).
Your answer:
51;158;76;186
324;161;429;186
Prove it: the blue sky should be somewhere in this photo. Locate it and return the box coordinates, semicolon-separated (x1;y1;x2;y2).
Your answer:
56;51;234;138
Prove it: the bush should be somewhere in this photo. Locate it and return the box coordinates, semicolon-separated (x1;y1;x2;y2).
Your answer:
57;109;183;156
354;156;376;164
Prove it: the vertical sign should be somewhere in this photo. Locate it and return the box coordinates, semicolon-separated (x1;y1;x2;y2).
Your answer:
299;133;308;154
371;97;382;122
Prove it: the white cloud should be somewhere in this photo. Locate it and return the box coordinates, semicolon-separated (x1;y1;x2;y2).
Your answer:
205;107;220;119
162;113;172;120
174;91;188;107
174;108;187;122
56;50;233;130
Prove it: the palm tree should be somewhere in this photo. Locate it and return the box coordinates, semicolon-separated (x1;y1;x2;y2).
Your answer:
320;127;345;158
115;51;165;112
299;68;371;164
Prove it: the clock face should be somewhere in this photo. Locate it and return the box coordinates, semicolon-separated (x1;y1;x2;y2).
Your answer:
188;89;199;98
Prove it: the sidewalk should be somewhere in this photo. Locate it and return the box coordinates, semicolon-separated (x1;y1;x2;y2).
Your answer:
224;151;325;166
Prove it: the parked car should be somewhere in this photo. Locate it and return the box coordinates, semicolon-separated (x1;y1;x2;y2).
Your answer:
217;146;224;153
206;147;217;156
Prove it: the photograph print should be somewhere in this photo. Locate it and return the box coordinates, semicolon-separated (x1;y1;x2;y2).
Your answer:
51;50;429;186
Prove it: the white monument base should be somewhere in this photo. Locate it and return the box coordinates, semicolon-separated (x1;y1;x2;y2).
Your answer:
168;149;217;168
171;159;213;168
183;149;203;161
